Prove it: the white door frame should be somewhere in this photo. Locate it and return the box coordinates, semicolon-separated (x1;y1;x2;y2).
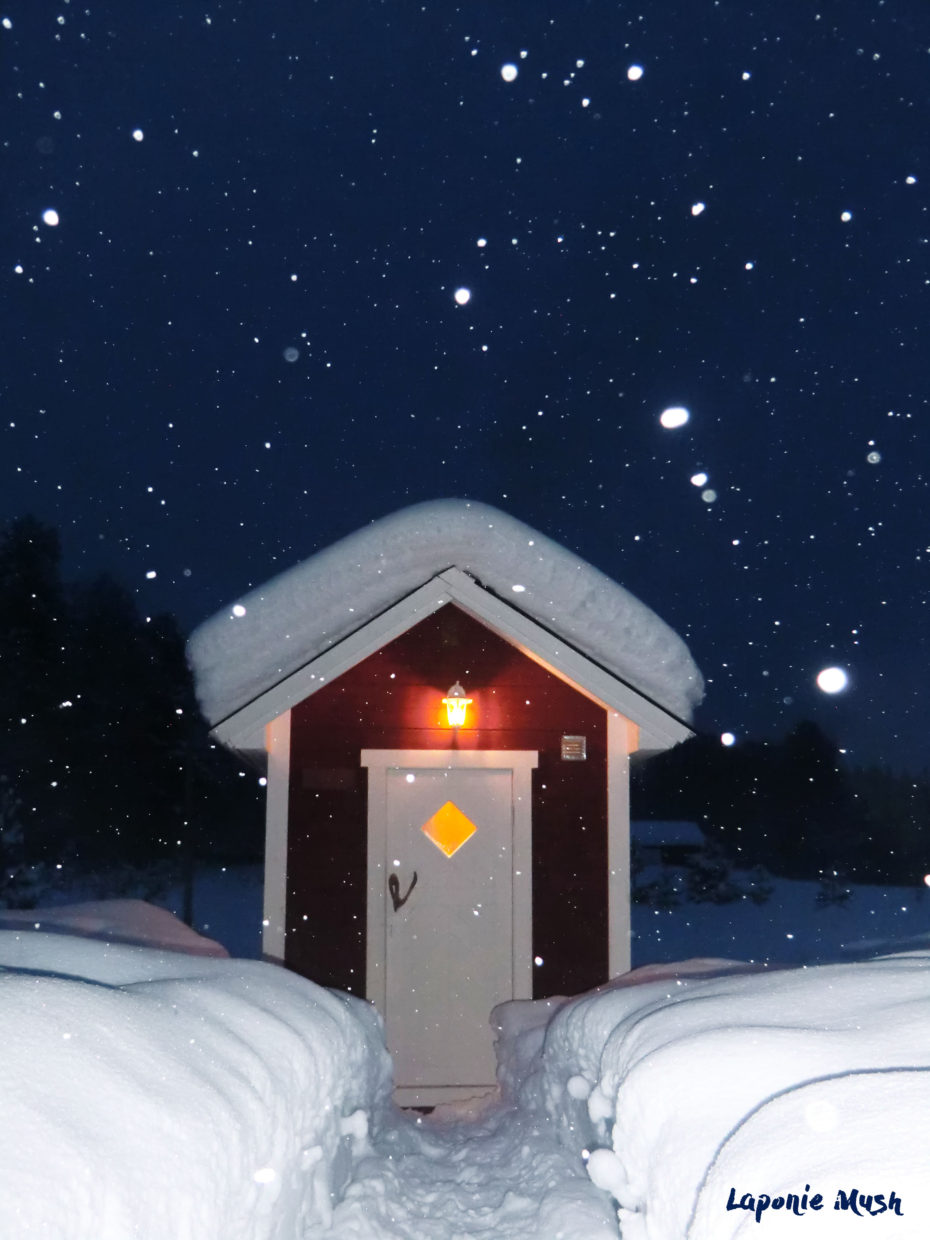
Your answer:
360;749;538;1023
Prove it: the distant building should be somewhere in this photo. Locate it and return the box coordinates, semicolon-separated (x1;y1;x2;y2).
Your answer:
189;500;703;1105
632;820;706;867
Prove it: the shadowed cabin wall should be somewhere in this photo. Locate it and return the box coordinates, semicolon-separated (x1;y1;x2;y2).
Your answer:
285;603;607;998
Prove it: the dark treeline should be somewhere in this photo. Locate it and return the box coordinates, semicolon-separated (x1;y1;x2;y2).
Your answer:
0;516;261;901
632;721;930;886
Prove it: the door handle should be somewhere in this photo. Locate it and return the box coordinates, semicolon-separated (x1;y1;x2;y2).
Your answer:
388;871;417;911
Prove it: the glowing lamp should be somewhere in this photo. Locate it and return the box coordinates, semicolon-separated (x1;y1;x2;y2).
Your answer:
442;681;472;728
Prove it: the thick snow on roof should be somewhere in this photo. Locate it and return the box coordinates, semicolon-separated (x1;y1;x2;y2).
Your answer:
189;499;703;727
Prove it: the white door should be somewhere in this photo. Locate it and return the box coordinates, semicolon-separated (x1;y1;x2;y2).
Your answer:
385;765;513;1092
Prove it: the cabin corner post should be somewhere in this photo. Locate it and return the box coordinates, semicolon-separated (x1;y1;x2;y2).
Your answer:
262;711;291;963
360;752;388;1016
607;712;638;977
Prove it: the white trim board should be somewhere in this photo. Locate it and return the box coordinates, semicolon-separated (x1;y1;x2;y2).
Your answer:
360;749;538;1020
261;711;291;964
607;712;636;977
212;567;692;755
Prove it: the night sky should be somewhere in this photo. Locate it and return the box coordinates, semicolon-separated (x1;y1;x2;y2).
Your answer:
2;2;928;772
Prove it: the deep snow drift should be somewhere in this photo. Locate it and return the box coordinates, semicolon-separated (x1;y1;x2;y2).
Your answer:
500;955;930;1237
0;928;391;1240
2;903;928;1238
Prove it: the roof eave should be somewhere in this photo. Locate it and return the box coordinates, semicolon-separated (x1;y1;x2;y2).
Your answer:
209;567;694;756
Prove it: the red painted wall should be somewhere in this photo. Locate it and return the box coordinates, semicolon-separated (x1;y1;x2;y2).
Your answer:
285;603;607;998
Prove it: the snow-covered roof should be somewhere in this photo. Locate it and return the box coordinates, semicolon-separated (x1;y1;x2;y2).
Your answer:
632;820;705;848
188;499;704;730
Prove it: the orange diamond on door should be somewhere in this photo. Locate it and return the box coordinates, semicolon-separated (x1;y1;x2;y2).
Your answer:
421;800;477;857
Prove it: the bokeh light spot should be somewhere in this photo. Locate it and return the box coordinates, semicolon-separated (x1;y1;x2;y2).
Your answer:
816;667;848;694
659;406;689;429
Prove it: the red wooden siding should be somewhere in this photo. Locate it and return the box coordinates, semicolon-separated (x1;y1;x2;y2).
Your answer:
285;603;607;998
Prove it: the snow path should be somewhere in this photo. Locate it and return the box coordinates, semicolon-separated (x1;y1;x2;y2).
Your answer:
307;1101;619;1240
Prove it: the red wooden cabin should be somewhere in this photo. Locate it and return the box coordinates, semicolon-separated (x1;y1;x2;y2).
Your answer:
190;501;702;1105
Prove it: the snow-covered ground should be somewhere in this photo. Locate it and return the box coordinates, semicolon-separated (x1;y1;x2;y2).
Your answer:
2;873;928;1237
148;861;930;970
631;871;930;966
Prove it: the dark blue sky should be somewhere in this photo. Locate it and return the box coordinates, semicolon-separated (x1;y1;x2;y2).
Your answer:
2;1;928;771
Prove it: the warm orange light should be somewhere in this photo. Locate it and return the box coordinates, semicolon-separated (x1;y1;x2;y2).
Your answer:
442;681;472;727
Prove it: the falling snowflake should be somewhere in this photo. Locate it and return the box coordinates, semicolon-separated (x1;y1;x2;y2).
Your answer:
659;406;689;429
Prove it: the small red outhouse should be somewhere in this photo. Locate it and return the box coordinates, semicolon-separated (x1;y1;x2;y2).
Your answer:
190;500;702;1105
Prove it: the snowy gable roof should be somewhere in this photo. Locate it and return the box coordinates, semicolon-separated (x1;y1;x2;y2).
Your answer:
188;499;704;734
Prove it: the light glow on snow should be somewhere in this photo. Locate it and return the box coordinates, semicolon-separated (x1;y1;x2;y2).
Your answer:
659;406;690;429
816;666;848;694
453;287;471;305
231;604;247;618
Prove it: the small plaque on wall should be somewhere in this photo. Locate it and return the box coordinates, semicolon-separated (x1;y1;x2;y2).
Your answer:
561;735;586;761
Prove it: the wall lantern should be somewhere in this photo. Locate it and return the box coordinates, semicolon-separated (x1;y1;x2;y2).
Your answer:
442;681;472;728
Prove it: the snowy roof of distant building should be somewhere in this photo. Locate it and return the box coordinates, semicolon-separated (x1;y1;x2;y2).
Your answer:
188;499;704;730
632;820;706;847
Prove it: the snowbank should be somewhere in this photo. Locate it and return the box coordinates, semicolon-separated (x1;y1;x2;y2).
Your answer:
0;932;392;1239
7;899;928;1238
188;499;703;725
0;898;229;956
497;954;930;1238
